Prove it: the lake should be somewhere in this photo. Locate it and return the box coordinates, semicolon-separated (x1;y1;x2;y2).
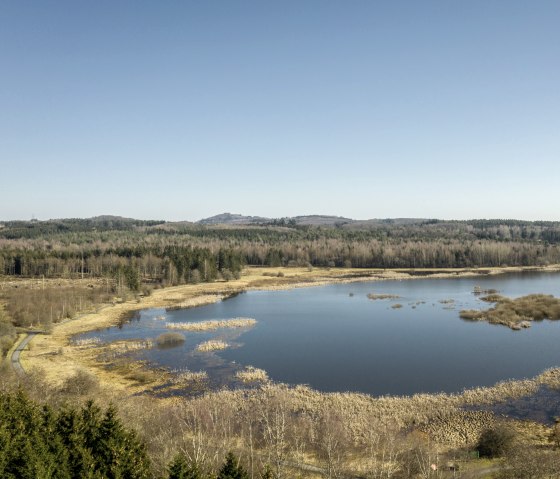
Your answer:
76;272;560;396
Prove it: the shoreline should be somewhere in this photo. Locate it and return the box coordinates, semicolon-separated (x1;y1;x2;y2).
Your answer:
20;264;560;398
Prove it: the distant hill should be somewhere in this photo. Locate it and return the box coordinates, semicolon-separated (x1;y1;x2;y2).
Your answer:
196;213;424;227
197;213;355;226
0;216;167;239
88;215;138;223
197;213;271;225
292;215;354;226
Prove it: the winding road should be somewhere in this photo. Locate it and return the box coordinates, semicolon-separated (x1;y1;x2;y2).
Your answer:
10;332;39;375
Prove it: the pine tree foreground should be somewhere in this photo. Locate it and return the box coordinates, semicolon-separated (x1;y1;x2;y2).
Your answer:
216;452;249;479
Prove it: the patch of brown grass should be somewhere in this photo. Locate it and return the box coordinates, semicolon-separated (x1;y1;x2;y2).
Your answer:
196;340;229;352
367;293;400;300
166;318;256;332
460;294;560;329
235;366;269;383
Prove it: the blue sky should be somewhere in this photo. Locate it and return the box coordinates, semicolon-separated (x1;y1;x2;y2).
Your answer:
1;1;559;221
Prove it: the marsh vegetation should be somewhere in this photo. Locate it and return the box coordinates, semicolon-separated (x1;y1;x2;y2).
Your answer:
235;366;269;383
367;293;401;300
196;340;229;352
4;366;560;478
166;318;256;332
460;293;560;329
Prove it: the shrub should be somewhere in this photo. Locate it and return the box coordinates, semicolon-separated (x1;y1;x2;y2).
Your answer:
60;368;99;396
0;317;16;357
156;332;185;348
551;419;560;449
477;425;516;458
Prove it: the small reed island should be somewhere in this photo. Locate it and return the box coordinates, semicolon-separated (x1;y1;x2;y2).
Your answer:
460;293;560;330
367;292;401;300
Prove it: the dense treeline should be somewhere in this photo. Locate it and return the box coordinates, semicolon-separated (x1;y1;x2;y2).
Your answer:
1;218;560;281
0;216;165;239
3;285;114;329
0;241;244;285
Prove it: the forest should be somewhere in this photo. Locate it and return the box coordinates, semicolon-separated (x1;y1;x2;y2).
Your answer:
2;217;560;284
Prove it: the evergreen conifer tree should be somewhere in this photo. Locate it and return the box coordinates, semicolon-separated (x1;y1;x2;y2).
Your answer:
167;453;201;479
217;452;249;479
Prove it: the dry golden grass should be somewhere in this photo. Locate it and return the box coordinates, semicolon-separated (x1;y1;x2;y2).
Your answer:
107;339;154;354
73;337;101;347
169;368;208;384
166;318;256;332
460;293;560;329
196;340;229;352
235;366;269;383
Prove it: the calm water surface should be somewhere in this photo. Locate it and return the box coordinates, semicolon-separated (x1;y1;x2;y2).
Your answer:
77;272;560;396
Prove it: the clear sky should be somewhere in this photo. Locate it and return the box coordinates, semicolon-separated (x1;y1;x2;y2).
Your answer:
1;1;559;221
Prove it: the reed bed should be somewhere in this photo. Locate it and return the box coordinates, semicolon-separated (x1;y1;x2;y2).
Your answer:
107;339;154;354
196;340;229;352
472;286;499;295
419;410;496;445
367;293;400;300
73;337;101;347
165;294;224;311
169;368;208;384
235;366;269;383
166;317;256;332
177;369;559;450
537;367;560;389
438;299;455;304
460;293;560;329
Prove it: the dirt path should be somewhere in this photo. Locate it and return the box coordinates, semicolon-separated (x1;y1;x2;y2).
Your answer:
10;332;38;375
